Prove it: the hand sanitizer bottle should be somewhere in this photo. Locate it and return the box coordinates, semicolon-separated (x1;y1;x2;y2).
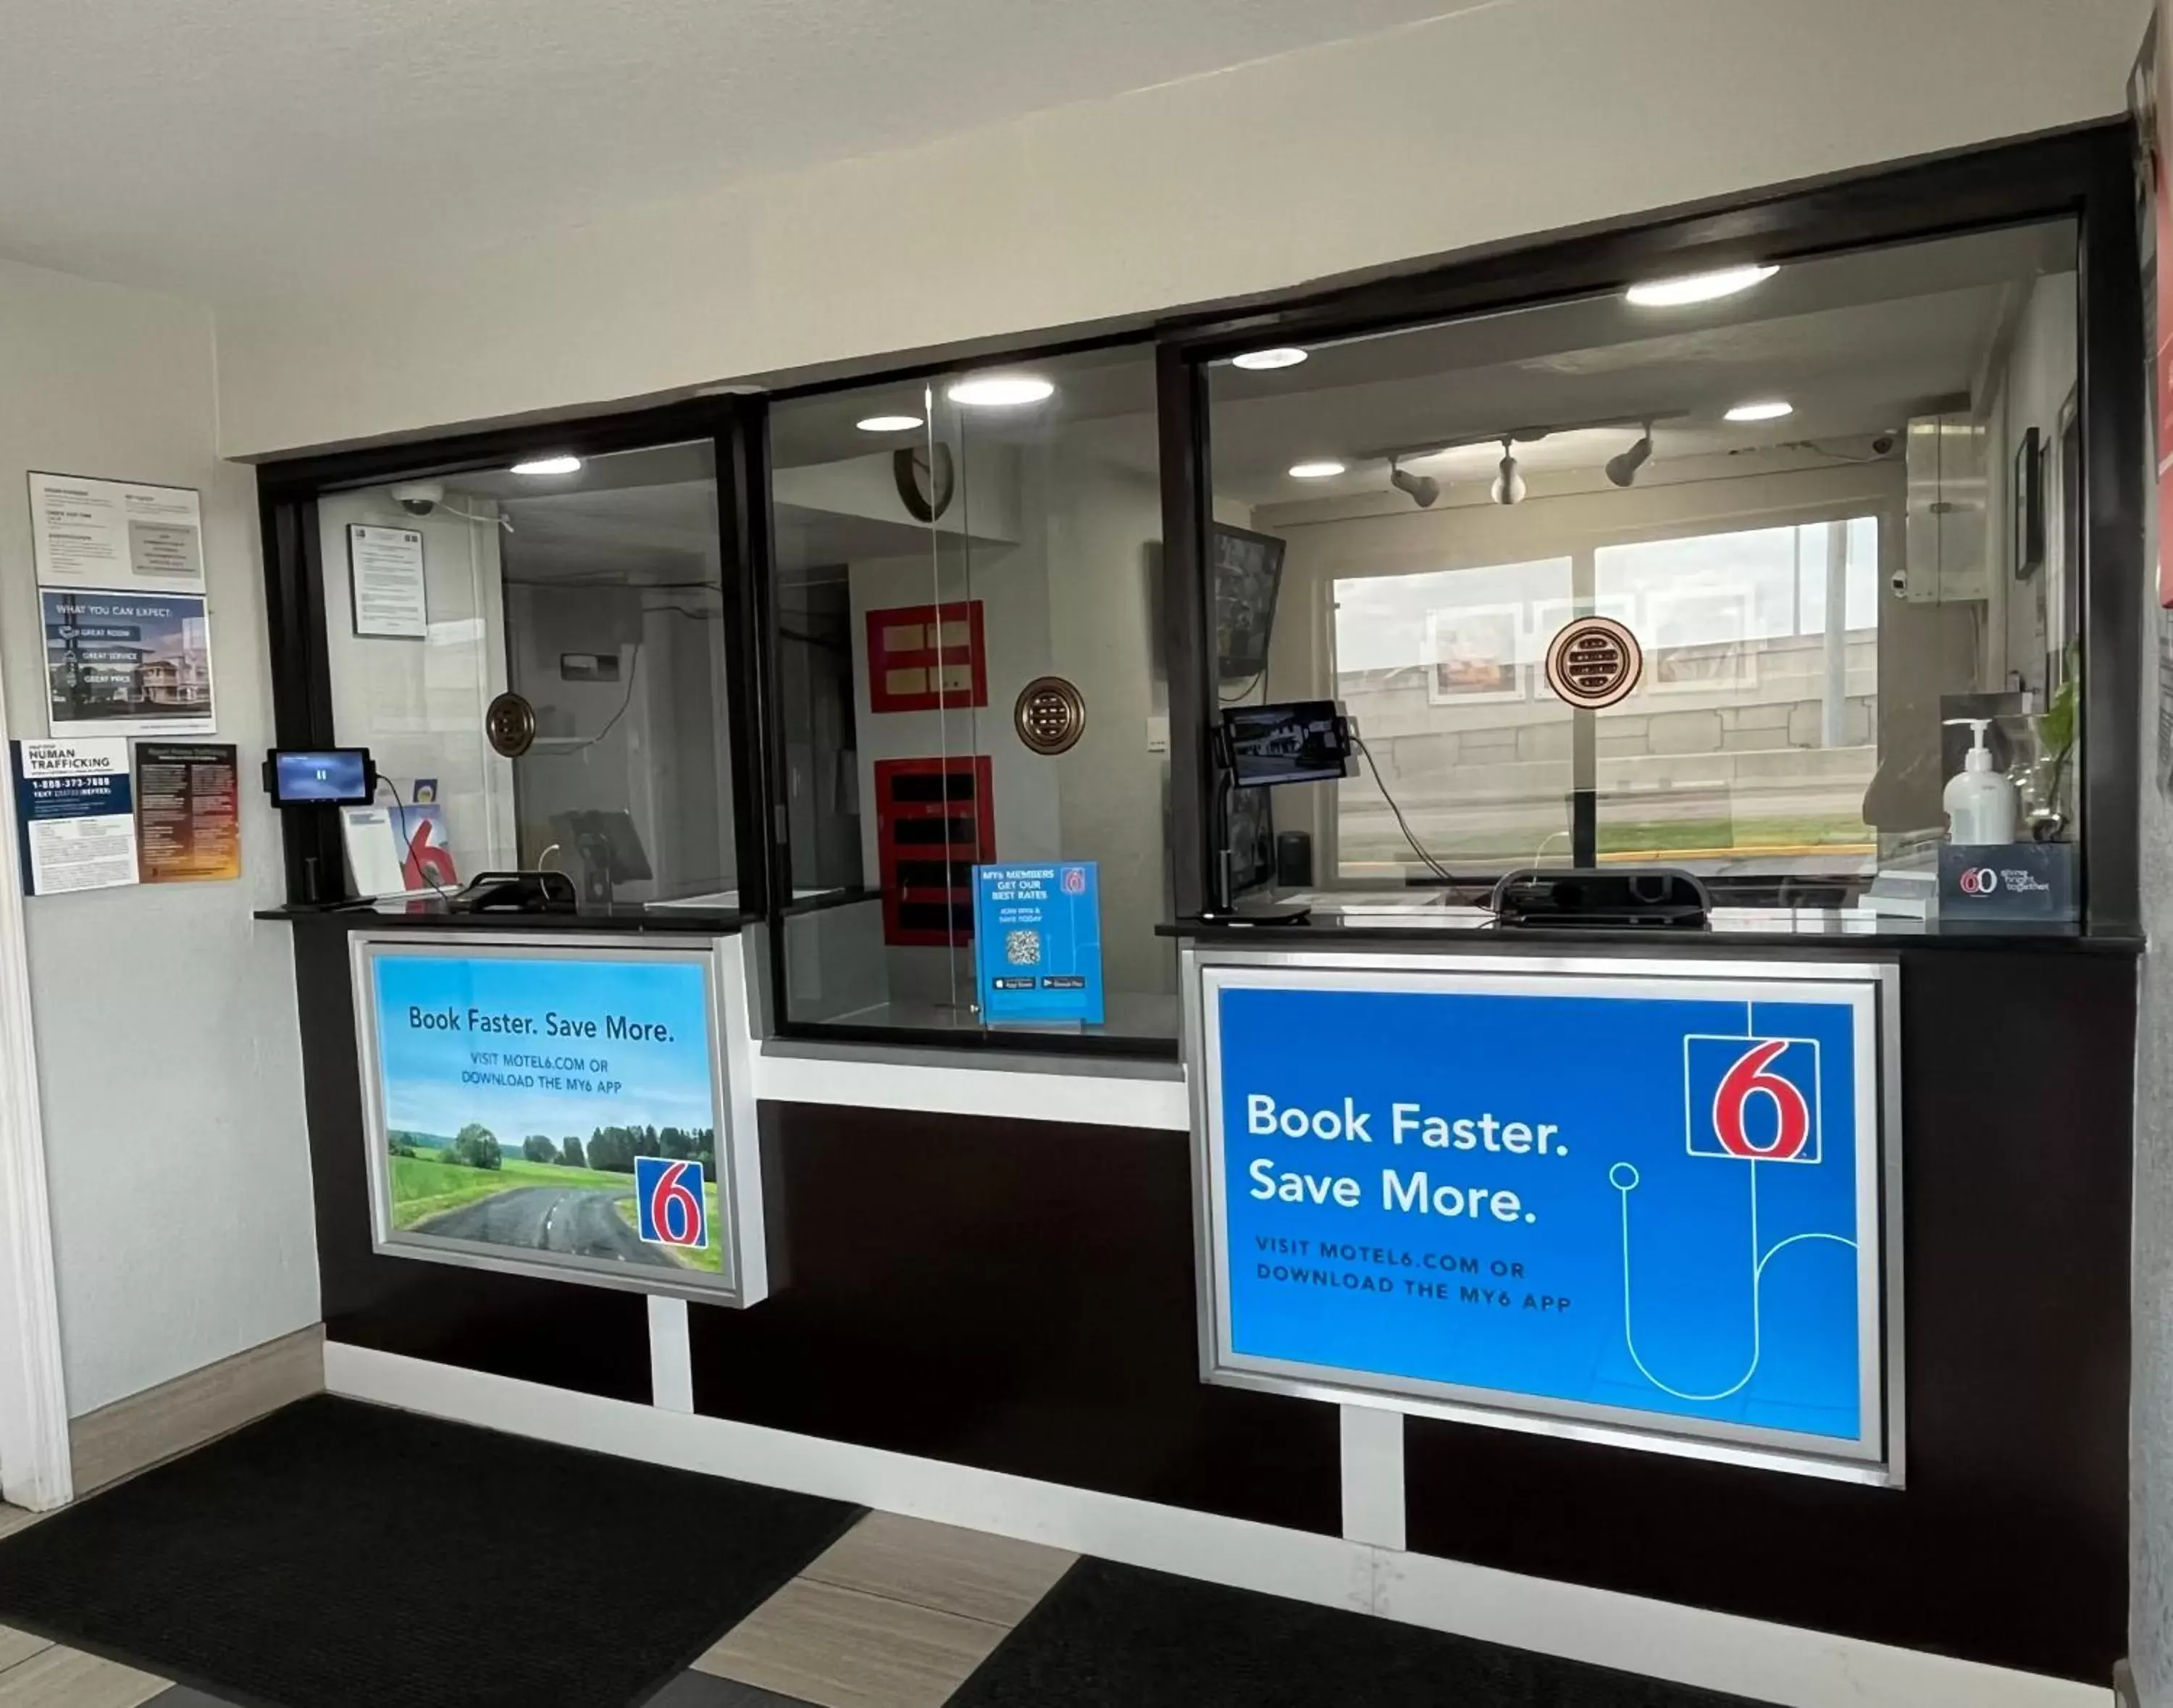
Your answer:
1941;718;2018;847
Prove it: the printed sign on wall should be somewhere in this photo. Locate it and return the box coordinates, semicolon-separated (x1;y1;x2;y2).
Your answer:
12;738;138;896
1192;960;1892;1475
134;742;240;883
43;588;215;737
359;943;753;1301
28;472;206;595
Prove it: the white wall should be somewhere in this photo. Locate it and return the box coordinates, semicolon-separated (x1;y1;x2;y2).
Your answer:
0;256;317;1417
209;0;2139;460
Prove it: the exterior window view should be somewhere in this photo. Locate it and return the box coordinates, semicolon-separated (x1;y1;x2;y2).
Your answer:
0;10;2166;1708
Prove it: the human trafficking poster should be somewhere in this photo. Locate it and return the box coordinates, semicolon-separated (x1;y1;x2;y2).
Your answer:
367;947;733;1292
1201;966;1888;1468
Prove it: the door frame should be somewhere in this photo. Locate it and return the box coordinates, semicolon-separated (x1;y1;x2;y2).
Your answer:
0;669;72;1507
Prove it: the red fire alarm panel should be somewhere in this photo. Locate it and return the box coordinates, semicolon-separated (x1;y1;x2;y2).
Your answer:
866;601;987;713
874;755;995;947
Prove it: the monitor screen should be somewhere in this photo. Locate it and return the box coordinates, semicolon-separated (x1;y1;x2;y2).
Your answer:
271;749;372;805
1213;524;1286;682
1223;701;1353;788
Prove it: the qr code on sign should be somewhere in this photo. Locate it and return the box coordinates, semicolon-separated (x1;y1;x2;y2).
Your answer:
1005;929;1042;966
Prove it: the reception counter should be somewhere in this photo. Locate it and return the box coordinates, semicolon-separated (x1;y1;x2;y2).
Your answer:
272;900;2138;1686
1164;907;2135;1678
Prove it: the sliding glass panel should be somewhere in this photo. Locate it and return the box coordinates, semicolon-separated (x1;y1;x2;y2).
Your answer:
769;346;1173;1046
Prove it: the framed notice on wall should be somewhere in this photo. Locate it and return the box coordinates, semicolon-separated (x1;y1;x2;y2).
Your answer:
28;472;206;595
348;524;427;638
1184;949;1901;1483
351;934;767;1306
41;587;217;737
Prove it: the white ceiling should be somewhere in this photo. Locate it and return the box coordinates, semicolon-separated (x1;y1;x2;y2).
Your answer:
0;0;1483;301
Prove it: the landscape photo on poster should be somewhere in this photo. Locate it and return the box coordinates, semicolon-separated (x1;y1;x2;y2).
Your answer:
370;951;727;1279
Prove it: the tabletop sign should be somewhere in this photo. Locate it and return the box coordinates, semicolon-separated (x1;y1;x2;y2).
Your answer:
973;862;1105;1027
1189;955;1896;1478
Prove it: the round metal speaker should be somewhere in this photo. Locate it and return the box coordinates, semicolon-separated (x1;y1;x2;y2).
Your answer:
1543;616;1643;711
1014;675;1086;755
485;690;538;758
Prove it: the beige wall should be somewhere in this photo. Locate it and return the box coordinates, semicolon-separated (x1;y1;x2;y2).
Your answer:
0;256;317;1417
210;0;2139;460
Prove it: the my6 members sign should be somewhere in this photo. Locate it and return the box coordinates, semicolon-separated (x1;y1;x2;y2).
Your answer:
1190;955;1898;1480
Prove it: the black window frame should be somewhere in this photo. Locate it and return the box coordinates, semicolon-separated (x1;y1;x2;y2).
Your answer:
255;395;774;919
1154;120;2143;934
255;120;2145;1058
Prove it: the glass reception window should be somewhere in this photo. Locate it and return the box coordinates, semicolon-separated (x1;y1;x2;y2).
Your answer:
1206;216;2082;905
767;345;1176;1047
316;442;741;907
1330;558;1574;876
1591;517;1881;872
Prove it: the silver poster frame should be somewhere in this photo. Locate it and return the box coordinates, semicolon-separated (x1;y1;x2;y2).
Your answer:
1181;945;1905;1487
350;931;765;1307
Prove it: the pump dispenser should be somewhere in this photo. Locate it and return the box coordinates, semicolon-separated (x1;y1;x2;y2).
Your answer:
1941;717;2018;846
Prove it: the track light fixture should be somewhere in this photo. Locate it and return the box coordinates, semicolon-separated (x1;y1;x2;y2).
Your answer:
1604;423;1654;489
1491;440;1526;506
1389;456;1441;508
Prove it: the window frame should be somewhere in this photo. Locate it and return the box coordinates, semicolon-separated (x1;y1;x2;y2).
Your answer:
254;121;2145;1066
1157;121;2142;934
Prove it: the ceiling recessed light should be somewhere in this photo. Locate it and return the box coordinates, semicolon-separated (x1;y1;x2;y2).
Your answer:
946;374;1055;408
1725;400;1794;423
1233;346;1309;371
856;414;924;432
1289;460;1346;480
511;454;582;475
1626;264;1779;308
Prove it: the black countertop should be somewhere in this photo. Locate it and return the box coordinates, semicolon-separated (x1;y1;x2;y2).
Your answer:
258;898;745;934
1160;903;2141;955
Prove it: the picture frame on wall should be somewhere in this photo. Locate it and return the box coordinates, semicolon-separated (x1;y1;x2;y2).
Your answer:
2013;425;2045;580
1425;605;1525;706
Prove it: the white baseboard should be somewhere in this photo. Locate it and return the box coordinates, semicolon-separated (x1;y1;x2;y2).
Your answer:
325;1341;2109;1708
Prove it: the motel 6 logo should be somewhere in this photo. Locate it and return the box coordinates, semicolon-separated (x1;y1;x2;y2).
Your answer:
1683;1037;1822;1164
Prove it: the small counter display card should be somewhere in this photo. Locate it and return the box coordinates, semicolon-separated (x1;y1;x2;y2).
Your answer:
972;861;1105;1026
11;737;138;896
134;742;240;883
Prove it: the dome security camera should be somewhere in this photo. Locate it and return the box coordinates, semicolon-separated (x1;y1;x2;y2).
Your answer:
390;481;445;516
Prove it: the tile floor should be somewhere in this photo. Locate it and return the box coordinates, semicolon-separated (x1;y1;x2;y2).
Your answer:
0;1502;1076;1708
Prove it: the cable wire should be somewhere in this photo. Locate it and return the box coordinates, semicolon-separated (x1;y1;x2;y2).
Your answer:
1352;734;1456;884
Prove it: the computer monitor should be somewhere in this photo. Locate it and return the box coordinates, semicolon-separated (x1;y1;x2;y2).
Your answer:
1213;524;1286;682
1222;701;1355;789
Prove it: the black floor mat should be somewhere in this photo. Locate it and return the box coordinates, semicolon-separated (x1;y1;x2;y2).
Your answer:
949;1557;1775;1707
0;1394;861;1708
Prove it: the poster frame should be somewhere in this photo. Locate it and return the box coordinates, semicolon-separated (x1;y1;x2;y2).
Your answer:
1181;945;1904;1486
349;931;765;1306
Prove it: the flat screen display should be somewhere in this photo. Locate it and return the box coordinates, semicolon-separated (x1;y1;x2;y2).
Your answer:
1213;524;1286;681
272;748;372;805
1223;701;1352;788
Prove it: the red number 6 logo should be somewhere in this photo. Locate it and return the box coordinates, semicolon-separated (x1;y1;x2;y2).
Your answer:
650;1161;703;1245
1712;1039;1812;1160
